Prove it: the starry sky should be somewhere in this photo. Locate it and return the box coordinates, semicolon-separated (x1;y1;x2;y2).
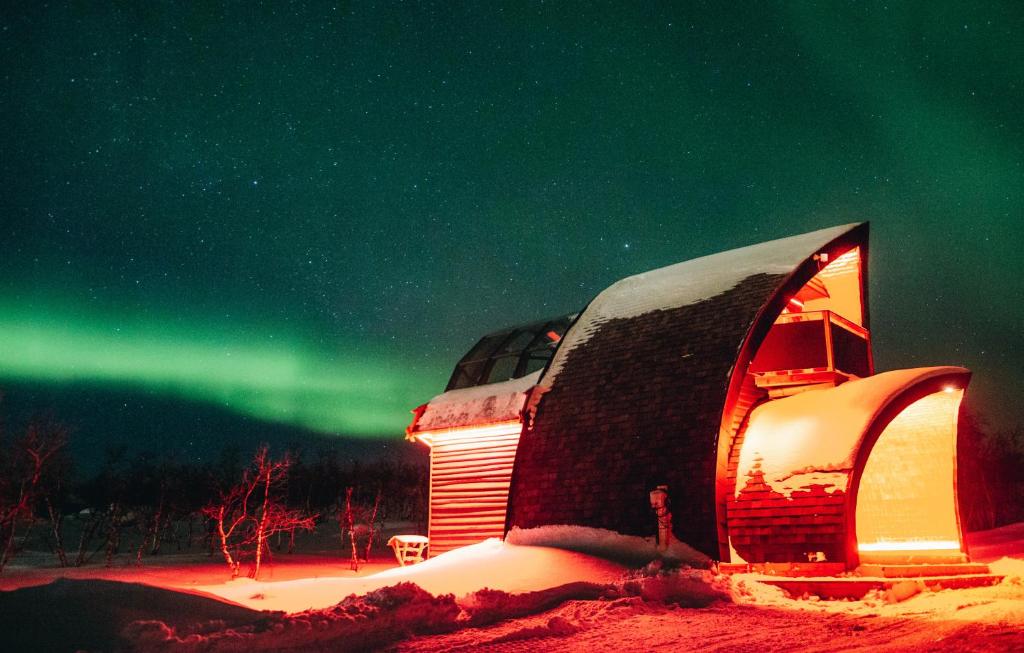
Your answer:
1;2;1021;467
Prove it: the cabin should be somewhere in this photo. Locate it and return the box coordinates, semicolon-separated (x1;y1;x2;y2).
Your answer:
406;223;971;569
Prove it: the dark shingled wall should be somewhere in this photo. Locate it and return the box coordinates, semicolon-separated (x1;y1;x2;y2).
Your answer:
506;273;787;558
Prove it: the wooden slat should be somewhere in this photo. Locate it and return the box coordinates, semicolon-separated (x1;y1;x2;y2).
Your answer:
428;425;522;558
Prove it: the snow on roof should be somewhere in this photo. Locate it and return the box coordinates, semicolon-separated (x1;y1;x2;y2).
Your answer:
543;223;861;383
736;366;968;498
414;370;541;432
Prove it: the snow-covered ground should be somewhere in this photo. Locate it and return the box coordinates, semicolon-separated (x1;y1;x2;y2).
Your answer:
199;538;626;612
1;523;1021;652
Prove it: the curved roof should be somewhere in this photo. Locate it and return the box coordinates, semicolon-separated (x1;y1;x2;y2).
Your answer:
508;223;869;557
541;223;861;385
735;366;970;499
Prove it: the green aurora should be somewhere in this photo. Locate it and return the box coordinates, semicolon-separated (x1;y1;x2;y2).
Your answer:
0;299;444;436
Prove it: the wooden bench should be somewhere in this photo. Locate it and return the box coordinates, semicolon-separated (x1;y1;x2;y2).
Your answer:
387;535;429;566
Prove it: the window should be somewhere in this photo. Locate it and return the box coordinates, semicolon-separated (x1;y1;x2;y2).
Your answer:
445;314;575;390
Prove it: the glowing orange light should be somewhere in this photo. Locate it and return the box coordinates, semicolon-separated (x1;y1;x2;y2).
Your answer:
411;420;523;448
858;540;960;552
422;419;524;557
855;390;964;562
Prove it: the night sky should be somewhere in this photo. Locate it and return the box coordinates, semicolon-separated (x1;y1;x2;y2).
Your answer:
1;2;1021;467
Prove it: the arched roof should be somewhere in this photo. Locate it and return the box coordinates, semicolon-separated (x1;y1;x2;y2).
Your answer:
735;366;970;500
728;366;970;565
507;223;870;557
540;223;862;385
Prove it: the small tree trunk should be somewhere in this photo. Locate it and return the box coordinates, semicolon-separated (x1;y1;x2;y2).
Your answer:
105;509;120;568
149;500;165;556
136;531;149;565
363;488;382;562
75;515;101;567
250;467;272;579
213;507;239;578
45;498;68;568
0;522;15;575
344;487;358;571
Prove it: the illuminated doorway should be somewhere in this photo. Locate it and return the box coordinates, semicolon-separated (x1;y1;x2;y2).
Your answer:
855;389;965;563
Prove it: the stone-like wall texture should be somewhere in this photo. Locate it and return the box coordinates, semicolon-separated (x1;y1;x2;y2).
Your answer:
506;273;786;558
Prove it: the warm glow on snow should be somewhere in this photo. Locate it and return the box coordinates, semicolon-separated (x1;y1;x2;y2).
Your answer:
198;539;626;613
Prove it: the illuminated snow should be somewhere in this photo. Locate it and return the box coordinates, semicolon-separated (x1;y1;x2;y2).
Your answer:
199;537;625;613
506;524;710;567
415;370;540;431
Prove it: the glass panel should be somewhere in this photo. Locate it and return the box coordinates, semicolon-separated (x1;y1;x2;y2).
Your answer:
462;333;511;362
831;323;871;378
448;360;488;390
486;356;519;384
749;319;828;373
523;356;549;376
499;330;536;353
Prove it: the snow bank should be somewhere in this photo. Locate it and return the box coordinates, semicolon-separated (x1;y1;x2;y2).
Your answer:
990;556;1024;582
620;566;730;607
505;524;711;568
0;578;265;653
199;527;712;614
543;223;859;382
967;521;1024;563
198;538;625;612
127;582;461;652
128;568;732;652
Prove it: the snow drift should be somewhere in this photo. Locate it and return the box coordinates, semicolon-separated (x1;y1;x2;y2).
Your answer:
506;524;711;568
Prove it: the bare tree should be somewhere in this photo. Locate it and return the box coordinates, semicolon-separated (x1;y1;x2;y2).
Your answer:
203;445;315;579
340;485;383;571
343;487;359;571
363;487;382;563
0;419;67;574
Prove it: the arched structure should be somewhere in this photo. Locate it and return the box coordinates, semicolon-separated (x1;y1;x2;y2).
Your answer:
408;222;973;569
507;223;871;559
729;367;969;565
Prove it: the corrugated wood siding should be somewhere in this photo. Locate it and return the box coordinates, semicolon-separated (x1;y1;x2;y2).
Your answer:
429;425;521;557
